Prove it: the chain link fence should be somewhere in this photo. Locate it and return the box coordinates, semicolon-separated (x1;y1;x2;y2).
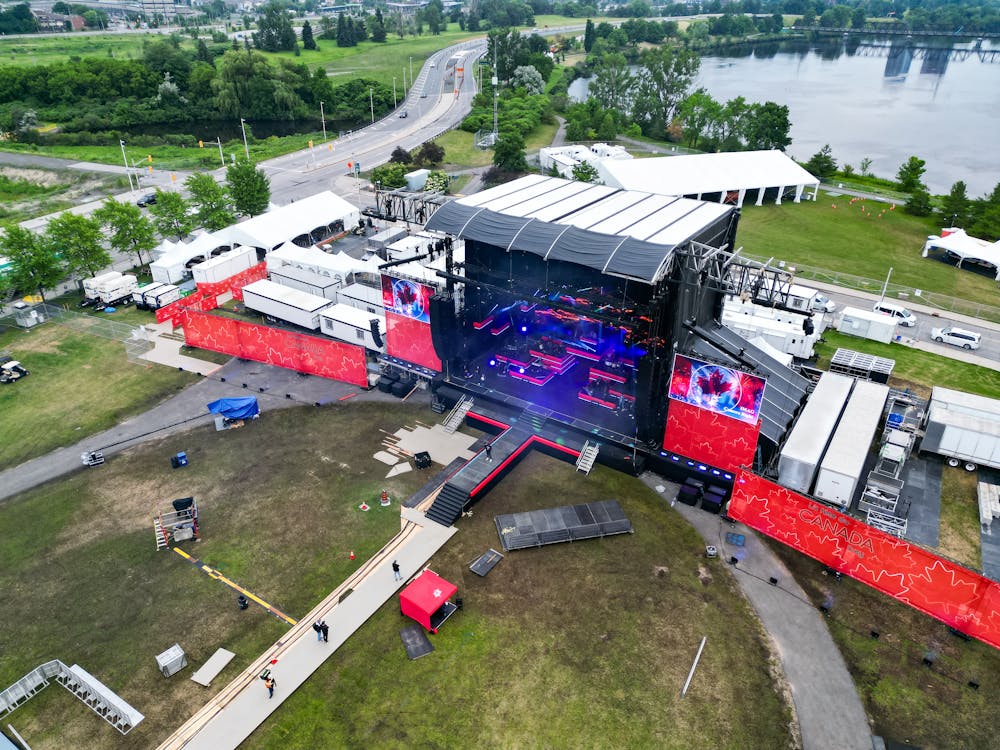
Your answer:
742;254;1000;325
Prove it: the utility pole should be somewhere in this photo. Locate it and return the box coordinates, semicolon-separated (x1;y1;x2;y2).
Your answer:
320;101;327;142
239;118;250;160
393;77;397;108
119;140;134;191
403;67;407;95
369;87;374;123
879;267;893;303
214;137;224;169
409;56;413;88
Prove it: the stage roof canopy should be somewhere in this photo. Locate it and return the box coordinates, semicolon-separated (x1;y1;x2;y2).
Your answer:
425;175;735;284
596;150;820;207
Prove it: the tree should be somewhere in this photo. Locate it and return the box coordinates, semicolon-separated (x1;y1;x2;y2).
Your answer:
939;181;970;227
186;173;236;231
149;190;195;239
896;156;927;192
425;170;449;194
590;53;635;115
678;89;721;149
805;145;838;179
851;6;867;29
45;214;109;279
371;162;408;189
633;46;700;136
389;146;413;164
493;132;527;172
584;19;596;52
859;157;873;176
302;20;316;50
226;161;271;217
369;16;387;42
93;198;158;268
572;161;600;183
413;140;446;167
196;39;214;65
510;65;545;95
904;185;933;216
743;101;791;151
0;226;62;302
253;2;297;52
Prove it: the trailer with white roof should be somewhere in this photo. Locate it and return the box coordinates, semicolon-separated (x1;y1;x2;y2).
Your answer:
241;279;332;331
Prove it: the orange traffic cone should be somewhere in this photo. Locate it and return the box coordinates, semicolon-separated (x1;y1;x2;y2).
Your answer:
349;550;355;561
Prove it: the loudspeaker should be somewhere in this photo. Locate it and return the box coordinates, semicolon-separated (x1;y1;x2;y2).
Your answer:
429;293;459;361
370;318;384;349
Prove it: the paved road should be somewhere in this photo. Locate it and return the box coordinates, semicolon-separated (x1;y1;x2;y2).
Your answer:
642;476;873;750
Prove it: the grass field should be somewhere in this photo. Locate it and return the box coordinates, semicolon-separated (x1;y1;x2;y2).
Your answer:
0;319;196;469
737;196;1000;309
937;467;982;570
814;330;1000;400
0;404;793;750
0;32;162;66
769;541;1000;750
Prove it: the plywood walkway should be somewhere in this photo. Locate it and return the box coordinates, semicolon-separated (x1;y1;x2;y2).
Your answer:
156;504;455;750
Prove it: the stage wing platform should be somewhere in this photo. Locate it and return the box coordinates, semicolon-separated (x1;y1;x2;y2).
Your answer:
494;500;633;551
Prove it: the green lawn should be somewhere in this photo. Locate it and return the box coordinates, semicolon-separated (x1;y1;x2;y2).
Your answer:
0;32;162;66
0;406;793;750
937;466;982;570
814;330;1000;400
0;319;196;469
737;197;1000;309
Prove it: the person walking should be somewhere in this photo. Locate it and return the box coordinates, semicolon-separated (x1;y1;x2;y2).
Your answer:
312;620;323;642
392;560;402;581
264;676;275;699
320;620;329;643
484;442;492;462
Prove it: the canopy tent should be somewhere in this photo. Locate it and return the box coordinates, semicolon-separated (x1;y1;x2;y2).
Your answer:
225;191;361;254
596;150;820;208
207;397;260;420
266;243;381;282
150;232;235;284
922;228;1000;280
399;569;459;633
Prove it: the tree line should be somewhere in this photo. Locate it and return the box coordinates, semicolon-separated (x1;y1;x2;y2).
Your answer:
0;163;270;302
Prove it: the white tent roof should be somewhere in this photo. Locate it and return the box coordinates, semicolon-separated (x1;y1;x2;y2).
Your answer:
151;232;233;271
923;228;1000;280
597;150;819;198
226;191;360;250
267;243;382;279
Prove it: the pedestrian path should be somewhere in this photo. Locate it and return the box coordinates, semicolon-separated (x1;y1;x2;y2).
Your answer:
156;506;456;750
641;475;873;750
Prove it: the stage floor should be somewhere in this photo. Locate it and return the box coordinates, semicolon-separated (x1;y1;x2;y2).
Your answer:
453;347;638;446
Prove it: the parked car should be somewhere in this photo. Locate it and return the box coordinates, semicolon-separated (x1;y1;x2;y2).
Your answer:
398;111;408;118
930;326;981;350
136;193;157;207
873;300;918;327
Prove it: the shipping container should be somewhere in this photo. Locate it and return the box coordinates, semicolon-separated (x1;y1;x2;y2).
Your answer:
241;279;332;330
836;306;897;344
147;284;181;310
318;303;385;351
778;372;854;493
814;380;890;508
133;282;166;309
269;265;342;300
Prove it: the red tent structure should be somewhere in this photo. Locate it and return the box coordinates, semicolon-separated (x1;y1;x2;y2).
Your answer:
399;570;459;633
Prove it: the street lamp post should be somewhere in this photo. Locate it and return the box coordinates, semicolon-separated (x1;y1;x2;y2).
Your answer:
393;77;397;109
403;67;407;96
119;140;134;192
320;101;327;142
369;87;374;124
239;118;250;160
409;56;413;88
214;137;225;169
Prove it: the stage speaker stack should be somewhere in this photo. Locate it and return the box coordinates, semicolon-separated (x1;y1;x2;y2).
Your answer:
378;373;398;393
700;493;723;515
429;293;459;362
677;484;700;506
370;318;384;349
391;380;411;398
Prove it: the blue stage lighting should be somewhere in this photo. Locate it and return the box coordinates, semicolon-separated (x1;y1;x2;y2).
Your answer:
488;359;496;367
519;367;525;374
520;325;528;333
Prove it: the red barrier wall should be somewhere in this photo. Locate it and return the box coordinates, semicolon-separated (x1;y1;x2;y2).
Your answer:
182;310;368;386
729;470;1000;649
195;261;267;301
663;399;759;472
384;311;441;372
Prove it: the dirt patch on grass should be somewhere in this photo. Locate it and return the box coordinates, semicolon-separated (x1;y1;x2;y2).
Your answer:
0;166;64;186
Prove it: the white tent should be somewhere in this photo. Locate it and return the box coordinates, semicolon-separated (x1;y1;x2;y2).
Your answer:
597;150;820;207
922;228;1000;280
225;191;360;253
150;233;235;284
266;243;382;281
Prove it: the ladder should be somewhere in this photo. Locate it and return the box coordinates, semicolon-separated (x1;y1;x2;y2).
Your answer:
443;395;473;434
576;441;600;475
153;516;169;551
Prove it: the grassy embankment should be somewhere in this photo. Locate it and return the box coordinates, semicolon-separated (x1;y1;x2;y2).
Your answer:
0;405;793;750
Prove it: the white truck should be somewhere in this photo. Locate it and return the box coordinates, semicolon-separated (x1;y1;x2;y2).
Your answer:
82;272;122;306
836;306;897;344
241;279;332;331
145;283;181;310
751;277;836;314
814;380;890;509
920;387;1000;471
97;274;139;307
133;282;167;309
778;372;854;494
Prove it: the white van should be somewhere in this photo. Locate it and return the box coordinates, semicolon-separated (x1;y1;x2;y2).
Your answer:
873;300;918;327
930;326;981;350
811;293;837;313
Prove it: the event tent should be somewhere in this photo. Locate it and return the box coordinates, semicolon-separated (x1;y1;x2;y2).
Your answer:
596;150;820;208
150;233;235;284
399;569;459;633
225;191;360;254
922;228;1000;280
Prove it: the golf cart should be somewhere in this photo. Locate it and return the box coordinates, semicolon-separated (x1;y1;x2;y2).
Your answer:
0;357;29;384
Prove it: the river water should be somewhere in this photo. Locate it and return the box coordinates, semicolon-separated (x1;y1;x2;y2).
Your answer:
569;37;1000;195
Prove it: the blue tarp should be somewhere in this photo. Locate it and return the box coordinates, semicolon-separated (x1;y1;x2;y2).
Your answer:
207;397;260;419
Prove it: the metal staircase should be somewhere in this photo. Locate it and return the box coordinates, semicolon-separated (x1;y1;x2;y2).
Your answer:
576;441;600;475
442;395;474;433
425;483;471;526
